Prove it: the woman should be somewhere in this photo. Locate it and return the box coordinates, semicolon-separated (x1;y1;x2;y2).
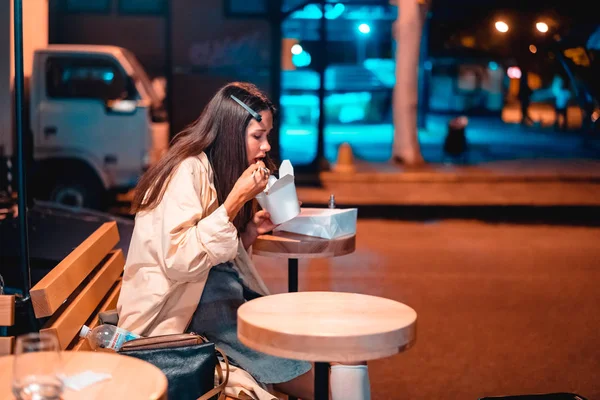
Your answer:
117;82;370;400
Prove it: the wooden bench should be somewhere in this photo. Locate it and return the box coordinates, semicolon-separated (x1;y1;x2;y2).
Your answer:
0;221;125;354
1;221;288;399
0;294;15;355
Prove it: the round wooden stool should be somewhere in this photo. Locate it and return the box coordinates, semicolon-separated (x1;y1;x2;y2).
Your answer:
238;291;417;400
0;351;168;400
253;231;356;292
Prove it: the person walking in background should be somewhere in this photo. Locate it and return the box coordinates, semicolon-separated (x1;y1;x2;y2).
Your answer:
551;74;571;131
519;69;533;126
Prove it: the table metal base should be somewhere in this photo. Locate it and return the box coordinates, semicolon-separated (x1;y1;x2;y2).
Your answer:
288;258;299;400
315;362;330;400
288;258;298;292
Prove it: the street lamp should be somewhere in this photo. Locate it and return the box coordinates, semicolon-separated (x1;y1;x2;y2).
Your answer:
357;23;371;65
495;21;509;33
358;23;371;35
291;44;303;55
536;22;549;33
507;66;522;79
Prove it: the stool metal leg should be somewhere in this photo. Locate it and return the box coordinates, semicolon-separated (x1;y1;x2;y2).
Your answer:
315;362;330;400
288;258;298;292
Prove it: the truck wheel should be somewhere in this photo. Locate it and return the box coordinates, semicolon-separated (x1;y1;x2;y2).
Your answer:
48;175;106;210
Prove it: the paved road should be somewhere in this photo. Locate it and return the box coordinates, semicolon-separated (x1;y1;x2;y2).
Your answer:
254;219;600;399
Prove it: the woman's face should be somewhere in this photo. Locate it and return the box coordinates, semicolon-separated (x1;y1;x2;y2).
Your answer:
246;110;273;166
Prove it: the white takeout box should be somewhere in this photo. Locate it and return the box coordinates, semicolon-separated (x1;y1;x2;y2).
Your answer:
274;207;358;240
255;160;300;225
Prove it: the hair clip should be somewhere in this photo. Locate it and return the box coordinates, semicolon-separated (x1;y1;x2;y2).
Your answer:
230;95;262;122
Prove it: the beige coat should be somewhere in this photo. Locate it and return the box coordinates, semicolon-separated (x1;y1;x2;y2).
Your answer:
117;153;277;400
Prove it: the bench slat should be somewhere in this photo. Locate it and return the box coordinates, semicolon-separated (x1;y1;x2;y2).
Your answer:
41;249;125;349
0;337;14;356
30;222;120;318
0;295;15;326
72;280;122;352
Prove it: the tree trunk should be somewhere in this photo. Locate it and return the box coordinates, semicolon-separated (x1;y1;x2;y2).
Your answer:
392;0;428;165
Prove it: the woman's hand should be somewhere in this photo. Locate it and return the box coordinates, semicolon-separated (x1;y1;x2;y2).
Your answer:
234;161;269;202
253;210;277;235
224;161;269;221
241;210;277;250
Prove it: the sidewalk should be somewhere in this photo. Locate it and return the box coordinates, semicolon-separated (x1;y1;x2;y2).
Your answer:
297;158;600;206
283;109;600;206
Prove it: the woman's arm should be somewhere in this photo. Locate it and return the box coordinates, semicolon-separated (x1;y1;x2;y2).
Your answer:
159;159;271;281
159;159;239;282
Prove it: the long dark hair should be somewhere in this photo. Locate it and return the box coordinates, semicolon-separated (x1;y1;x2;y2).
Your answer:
132;82;276;232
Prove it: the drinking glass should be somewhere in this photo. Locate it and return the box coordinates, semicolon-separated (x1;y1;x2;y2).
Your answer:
12;332;64;400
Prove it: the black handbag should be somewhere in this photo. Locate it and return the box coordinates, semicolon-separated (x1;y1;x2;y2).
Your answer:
98;311;229;400
119;333;229;400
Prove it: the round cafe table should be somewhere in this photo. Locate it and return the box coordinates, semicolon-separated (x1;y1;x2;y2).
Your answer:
0;351;168;400
253;231;356;292
238;291;417;400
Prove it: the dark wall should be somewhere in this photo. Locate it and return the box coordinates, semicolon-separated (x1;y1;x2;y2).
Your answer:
49;0;275;138
49;1;167;78
170;0;271;134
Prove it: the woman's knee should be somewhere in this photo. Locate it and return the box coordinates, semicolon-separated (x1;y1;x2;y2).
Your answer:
273;366;314;400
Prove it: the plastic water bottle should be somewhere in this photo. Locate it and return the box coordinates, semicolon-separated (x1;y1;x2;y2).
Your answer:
79;324;140;351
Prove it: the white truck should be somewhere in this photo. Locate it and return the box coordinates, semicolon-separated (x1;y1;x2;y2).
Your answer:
0;44;169;209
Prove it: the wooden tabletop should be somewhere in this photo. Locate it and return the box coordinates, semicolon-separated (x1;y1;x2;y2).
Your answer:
253;231;356;259
0;351;168;400
238;291;417;363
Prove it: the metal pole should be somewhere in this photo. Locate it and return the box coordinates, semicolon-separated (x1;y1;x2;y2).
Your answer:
13;0;32;299
315;0;328;171
269;0;283;164
287;256;299;400
314;362;330;400
165;0;174;140
287;258;298;292
417;9;431;130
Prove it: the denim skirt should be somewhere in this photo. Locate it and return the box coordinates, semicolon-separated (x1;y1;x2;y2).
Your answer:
186;262;312;384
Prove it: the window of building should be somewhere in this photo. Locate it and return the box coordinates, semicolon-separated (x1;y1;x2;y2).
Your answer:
225;0;268;17
118;0;165;15
63;0;111;14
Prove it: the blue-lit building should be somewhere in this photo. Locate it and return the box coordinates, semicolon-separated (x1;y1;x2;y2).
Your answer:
49;0;596;166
